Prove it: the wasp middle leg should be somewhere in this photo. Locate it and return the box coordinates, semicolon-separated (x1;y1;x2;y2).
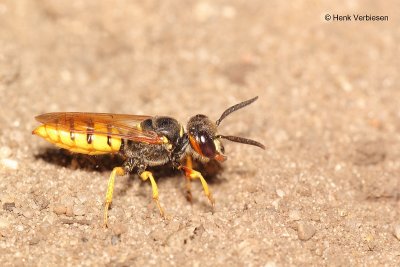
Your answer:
139;170;165;217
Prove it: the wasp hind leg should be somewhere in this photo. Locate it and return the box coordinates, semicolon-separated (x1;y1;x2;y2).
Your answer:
104;166;125;228
139;170;165;217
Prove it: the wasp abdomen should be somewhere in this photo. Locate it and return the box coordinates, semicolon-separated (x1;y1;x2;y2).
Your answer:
33;124;121;155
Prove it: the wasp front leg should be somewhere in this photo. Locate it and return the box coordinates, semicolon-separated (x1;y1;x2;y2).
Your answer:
179;160;215;208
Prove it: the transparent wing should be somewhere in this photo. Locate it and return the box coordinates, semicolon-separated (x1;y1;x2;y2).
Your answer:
35;112;163;144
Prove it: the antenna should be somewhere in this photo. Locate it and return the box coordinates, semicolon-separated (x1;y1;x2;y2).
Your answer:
216;96;258;126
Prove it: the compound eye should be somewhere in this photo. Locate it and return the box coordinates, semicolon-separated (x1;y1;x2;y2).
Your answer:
198;131;216;158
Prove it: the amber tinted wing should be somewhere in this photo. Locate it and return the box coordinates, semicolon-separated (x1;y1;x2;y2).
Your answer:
35;112;163;144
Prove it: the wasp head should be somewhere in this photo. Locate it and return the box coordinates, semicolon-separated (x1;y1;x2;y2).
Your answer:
187;114;226;162
187;97;265;162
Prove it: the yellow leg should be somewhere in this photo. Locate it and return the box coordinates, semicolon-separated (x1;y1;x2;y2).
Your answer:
104;167;125;228
140;171;165;217
180;166;215;207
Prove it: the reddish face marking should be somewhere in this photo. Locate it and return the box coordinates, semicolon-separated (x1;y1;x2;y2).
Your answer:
189;135;203;156
214;153;227;162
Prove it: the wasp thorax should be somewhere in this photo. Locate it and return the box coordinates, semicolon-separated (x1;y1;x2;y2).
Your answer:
142;116;181;146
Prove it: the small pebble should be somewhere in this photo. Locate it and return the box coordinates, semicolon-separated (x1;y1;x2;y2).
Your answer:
44;213;58;225
297;185;312;197
39;222;52;234
29;236;41;245
194;2;216;22
112;223;128;236
393;224;400;240
221;5;236;19
365;233;375;250
193;225;205;238
0;146;12;158
276;189;285;198
334;164;342;172
151;228;168;242
60;196;75;206
3;202;15;211
23;210;34;219
237;238;260;256
1;158;18;170
0;218;10;229
73;204;86;216
338;209;348;217
166;220;181;232
53;205;67;215
66;206;74;217
0;194;15;204
34;195;50;210
77;192;89;203
288;210;301;221
16;225;24;232
264;262;278;267
111;235;121;245
271;199;280;211
297;222;316;241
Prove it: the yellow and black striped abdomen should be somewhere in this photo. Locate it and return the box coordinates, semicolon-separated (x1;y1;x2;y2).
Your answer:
33;124;122;155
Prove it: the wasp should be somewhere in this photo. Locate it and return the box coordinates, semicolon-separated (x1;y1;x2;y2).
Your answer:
33;96;265;226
